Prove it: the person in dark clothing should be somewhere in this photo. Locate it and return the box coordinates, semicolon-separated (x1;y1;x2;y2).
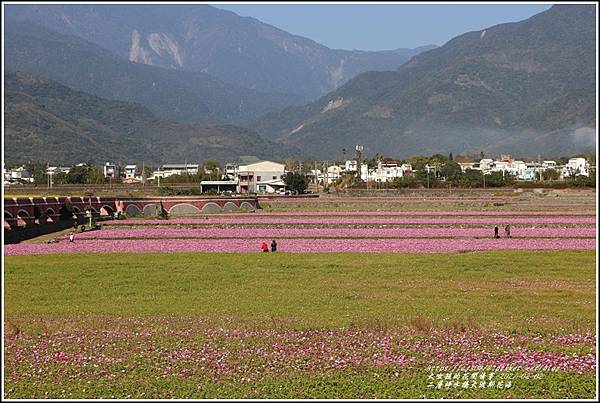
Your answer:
271;240;278;252
504;224;511;238
261;242;269;252
494;225;500;239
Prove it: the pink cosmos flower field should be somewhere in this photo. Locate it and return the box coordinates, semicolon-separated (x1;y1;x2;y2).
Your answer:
4;237;596;255
107;216;595;225
5;206;595;255
64;226;597;240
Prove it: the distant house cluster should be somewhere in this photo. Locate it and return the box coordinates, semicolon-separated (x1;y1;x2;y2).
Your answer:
307;158;413;184
3;154;594;191
201;160;287;194
100;160;288;194
456;155;592;180
3;162;74;185
2;165;34;184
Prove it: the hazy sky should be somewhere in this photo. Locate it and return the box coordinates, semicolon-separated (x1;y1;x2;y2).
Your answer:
212;3;553;50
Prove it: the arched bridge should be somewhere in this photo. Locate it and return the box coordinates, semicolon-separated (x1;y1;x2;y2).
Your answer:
4;196;258;229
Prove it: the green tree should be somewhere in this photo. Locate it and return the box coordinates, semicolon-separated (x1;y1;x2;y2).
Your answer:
203;160;220;179
161;173;203;184
429;154;449;165
282;172;309;194
407;156;429;172
366;153;382;170
86;167;106;184
542;168;560;181
65;166;88;184
302;157;319;174
440;160;462;183
484;172;504;187
459;169;483;188
413;167;439;188
23;162;48;184
143;166;153;180
53;172;69;185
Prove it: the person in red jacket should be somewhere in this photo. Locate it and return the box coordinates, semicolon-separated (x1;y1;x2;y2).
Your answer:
260;242;269;252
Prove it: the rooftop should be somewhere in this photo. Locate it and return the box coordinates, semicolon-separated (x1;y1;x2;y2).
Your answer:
161;164;200;169
200;180;238;185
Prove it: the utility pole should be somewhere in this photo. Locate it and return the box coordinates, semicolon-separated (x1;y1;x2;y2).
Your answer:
355;145;363;184
483;171;486;189
46;162;52;189
314;160;319;192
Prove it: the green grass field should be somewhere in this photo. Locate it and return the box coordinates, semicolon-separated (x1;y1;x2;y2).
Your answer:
4;251;596;398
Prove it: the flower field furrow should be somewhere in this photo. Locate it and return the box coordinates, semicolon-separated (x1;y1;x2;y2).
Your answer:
5;238;595;256
202;210;597;216
70;227;597;240
108;216;596;225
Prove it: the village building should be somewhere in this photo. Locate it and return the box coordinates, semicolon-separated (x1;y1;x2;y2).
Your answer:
237;160;286;193
562;157;590;177
103;162;120;179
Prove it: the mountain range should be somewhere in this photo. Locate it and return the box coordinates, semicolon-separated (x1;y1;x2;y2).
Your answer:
4;21;306;125
5;4;435;101
252;4;597;159
3;4;597;163
4;71;295;165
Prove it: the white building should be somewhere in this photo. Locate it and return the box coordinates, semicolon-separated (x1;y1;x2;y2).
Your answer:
319;165;343;184
237;160;286;193
199;180;238;193
371;159;404;182
562;158;590;177
493;161;511;172
148;164;200;180
458;162;477;173
223;163;238;180
307;169;322;183
46;166;71;175
124;165;141;181
2;163;9;182
4;166;33;183
162;164;200;176
343;159;368;179
103;162;119;179
344;160;358;172
479;159;495;172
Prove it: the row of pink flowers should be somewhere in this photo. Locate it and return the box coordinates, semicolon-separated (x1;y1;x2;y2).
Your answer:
108;216;596;225
252;210;596;216
69;227;597;240
264;196;589;202
5;238;595;256
267;200;594;207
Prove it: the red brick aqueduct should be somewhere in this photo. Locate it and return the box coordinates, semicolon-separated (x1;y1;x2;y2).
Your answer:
4;196;259;229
